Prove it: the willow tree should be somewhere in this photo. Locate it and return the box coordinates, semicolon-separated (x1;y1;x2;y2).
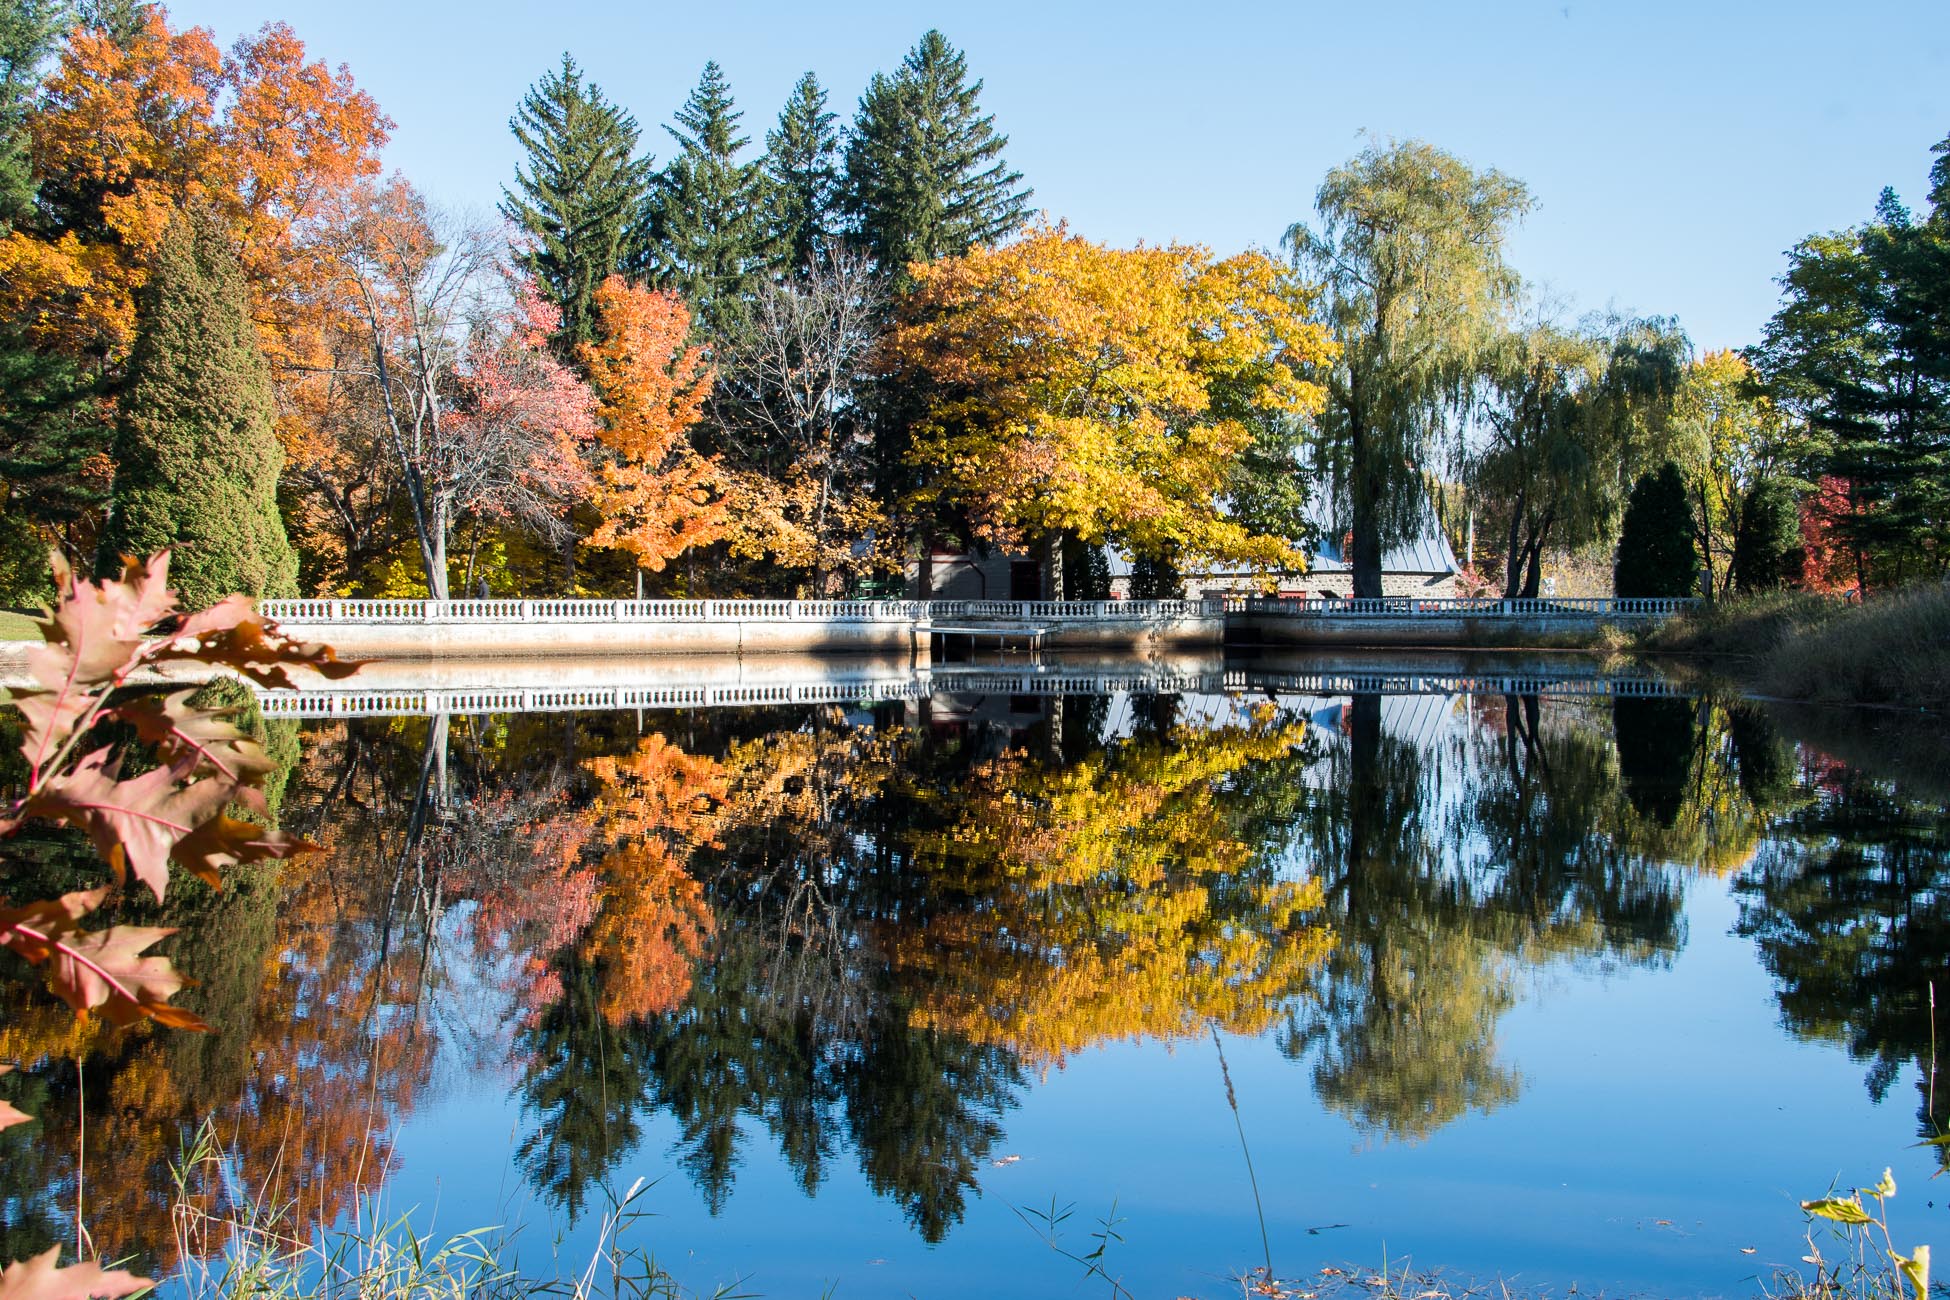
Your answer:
1471;314;1690;597
1472;322;1611;598
1284;140;1529;597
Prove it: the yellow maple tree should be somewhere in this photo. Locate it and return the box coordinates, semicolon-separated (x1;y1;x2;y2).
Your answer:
881;223;1336;570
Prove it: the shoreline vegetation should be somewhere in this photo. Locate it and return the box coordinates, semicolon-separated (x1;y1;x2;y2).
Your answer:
1643;586;1950;712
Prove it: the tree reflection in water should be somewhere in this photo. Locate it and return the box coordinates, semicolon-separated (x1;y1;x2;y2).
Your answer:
1736;749;1950;1167
1;679;1941;1265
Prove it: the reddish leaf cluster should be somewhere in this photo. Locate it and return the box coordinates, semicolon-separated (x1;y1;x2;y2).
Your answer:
2;550;357;1029
0;549;358;1298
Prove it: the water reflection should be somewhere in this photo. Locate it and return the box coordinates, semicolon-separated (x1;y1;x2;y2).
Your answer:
1736;759;1950;1167
0;661;1942;1276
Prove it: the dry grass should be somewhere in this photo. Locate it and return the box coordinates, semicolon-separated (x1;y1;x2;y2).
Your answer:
1642;586;1950;710
163;1126;750;1300
0;610;43;641
1760;584;1950;709
1639;592;1847;659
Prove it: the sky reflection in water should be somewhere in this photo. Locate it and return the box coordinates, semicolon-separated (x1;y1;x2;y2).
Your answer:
1;660;1946;1298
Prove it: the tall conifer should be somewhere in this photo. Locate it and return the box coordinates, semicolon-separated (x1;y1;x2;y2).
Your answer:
1613;462;1699;598
1731;478;1804;593
502;54;656;358
763;71;841;274
98;204;298;606
841;30;1030;279
647;61;770;332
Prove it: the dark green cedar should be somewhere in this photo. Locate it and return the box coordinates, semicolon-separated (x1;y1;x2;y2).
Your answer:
1613;461;1699;598
501;54;656;359
841;30;1030;279
97;204;298;606
1730;478;1805;593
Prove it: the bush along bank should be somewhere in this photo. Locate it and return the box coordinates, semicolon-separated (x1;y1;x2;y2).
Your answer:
1643;586;1950;710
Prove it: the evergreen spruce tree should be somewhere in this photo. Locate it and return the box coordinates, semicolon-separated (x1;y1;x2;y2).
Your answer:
501;54;656;358
841;30;1031;279
1756;139;1950;587
763;71;841;274
1613;461;1699;598
646;61;770;332
98;204;298;607
1731;478;1804;593
0;0;65;229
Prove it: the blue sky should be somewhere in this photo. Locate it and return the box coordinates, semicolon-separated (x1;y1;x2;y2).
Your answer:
168;0;1949;351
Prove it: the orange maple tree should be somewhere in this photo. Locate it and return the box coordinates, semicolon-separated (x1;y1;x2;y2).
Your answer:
578;276;728;574
575;734;724;1021
2;9;388;366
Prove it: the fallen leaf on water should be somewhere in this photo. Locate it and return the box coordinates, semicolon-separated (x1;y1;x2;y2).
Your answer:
1655;1219;1674;1227
989;1154;1021;1167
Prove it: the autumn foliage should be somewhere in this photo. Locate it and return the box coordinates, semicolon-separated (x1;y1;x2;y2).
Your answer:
1799;475;1862;594
884;223;1335;568
581;276;727;573
2;11;387;364
895;709;1330;1066
0;550;355;1297
577;735;723;1021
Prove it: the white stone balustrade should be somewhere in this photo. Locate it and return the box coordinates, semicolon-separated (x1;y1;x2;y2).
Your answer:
257;595;1692;625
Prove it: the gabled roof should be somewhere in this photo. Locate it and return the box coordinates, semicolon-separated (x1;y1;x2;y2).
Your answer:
1304;524;1460;576
1301;486;1460;576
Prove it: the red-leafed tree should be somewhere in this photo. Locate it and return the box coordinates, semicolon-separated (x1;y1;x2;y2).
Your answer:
0;550;355;1300
1799;475;1863;594
316;180;596;598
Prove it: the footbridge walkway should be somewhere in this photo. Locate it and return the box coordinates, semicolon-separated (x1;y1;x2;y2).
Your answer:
252;595;1698;658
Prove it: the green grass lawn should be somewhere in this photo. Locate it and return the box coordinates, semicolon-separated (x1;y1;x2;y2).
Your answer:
0;610;43;641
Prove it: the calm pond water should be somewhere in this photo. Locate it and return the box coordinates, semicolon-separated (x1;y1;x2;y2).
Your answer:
3;653;1947;1298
